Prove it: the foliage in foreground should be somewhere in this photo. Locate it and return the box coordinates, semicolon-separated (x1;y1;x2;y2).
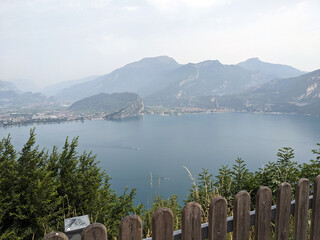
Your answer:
143;144;320;238
0;129;142;240
142;194;181;238
0;128;319;239
185;144;320;222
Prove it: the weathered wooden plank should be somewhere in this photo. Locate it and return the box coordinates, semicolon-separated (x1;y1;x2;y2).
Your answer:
119;215;142;240
254;187;272;240
311;175;320;240
181;202;201;240
81;223;107;240
208;196;227;240
275;182;292;240
152;207;174;240
233;191;250;240
42;232;68;240
293;178;310;240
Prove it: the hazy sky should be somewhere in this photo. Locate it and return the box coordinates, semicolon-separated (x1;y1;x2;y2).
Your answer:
1;0;320;88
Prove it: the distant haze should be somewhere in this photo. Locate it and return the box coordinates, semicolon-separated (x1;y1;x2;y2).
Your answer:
0;0;319;88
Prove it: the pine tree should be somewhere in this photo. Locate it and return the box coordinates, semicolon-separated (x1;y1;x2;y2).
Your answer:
0;129;140;240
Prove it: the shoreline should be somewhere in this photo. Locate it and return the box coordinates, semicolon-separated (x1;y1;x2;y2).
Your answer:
1;107;319;128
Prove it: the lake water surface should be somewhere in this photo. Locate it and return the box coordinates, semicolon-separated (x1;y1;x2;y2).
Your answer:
1;113;320;205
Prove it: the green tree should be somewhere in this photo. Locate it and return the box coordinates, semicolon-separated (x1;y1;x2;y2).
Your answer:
256;147;299;198
300;143;320;184
185;168;218;221
214;165;233;209
0;129;140;240
214;165;233;205
0;135;19;239
0;129;62;239
231;158;254;195
142;194;181;238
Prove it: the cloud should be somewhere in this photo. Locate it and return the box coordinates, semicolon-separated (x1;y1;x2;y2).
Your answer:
180;0;228;7
123;6;138;12
0;0;319;85
145;0;225;10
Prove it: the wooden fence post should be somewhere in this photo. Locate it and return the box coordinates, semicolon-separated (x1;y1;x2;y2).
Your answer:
254;187;272;240
233;191;250;240
311;175;320;240
275;182;292;240
42;232;68;240
182;202;201;240
208;196;227;240
119;215;142;240
152;207;174;240
293;178;310;240
81;223;107;240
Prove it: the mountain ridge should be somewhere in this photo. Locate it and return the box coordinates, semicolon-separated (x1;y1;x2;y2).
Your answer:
202;69;320;116
237;57;305;79
54;56;305;104
55;56;181;102
41;75;100;97
69;92;144;118
0;80;21;93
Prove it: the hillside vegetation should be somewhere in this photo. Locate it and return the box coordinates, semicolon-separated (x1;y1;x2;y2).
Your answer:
69;92;144;119
69;92;142;113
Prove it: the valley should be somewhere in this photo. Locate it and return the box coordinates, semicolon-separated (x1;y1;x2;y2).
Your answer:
1;56;320;127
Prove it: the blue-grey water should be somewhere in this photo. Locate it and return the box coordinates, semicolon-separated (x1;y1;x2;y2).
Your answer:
1;113;320;206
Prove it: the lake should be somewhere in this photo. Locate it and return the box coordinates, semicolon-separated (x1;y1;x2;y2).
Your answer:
1;112;320;206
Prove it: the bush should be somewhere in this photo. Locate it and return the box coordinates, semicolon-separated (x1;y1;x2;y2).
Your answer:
0;128;141;240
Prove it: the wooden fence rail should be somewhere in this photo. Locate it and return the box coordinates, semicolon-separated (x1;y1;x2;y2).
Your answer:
44;176;320;240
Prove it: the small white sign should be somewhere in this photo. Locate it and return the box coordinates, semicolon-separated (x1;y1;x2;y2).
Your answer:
64;215;90;232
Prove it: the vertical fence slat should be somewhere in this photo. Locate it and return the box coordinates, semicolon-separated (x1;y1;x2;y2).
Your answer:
311;175;320;240
233;191;250;240
209;196;227;240
293;178;310;240
42;232;68;240
275;182;292;240
254;187;272;240
81;223;108;240
181;202;201;240
119;215;142;240
152;207;174;240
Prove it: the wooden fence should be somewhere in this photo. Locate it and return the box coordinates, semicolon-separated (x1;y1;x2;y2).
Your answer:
43;175;320;240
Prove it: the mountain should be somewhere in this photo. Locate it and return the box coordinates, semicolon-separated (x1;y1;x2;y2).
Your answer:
41;75;100;96
237;69;320;115
55;56;181;102
69;92;144;119
0;80;21;93
237;58;305;79
0;91;52;107
0;80;21;106
55;56;278;105
144;60;271;107
6;79;39;92
54;56;308;111
0;80;53;107
150;69;320;116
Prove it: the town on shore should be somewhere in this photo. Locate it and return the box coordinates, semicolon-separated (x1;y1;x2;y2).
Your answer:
0;105;236;127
